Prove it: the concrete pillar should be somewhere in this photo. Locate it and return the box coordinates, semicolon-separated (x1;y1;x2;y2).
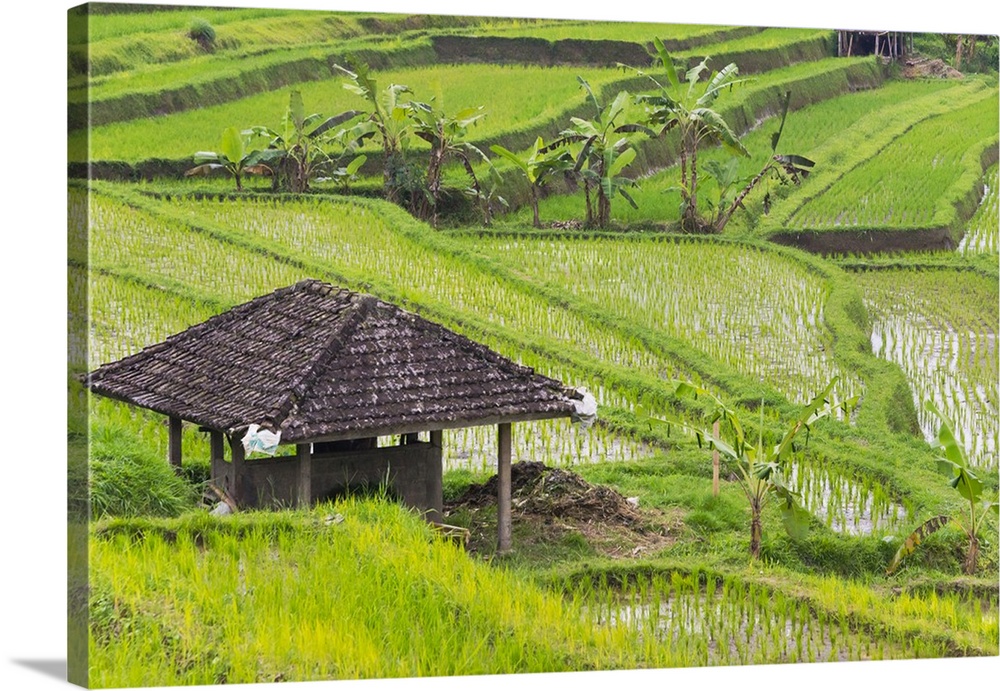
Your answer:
497;422;512;553
168;416;182;471
297;443;312;509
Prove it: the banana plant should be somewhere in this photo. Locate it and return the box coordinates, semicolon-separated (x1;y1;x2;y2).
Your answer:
325;154;368;193
334;60;416;203
405;100;489;227
245;90;362;193
710;90;815;232
185;126;278;191
642;378;854;559
630;38;750;231
887;400;998;575
544;79;652;228
490;137;574;228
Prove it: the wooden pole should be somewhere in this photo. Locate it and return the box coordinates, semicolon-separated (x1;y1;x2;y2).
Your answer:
497;423;512;553
229;435;245;506
210;430;226;489
427;430;443;523
712;420;720;497
168;416;182;471
297;443;312;509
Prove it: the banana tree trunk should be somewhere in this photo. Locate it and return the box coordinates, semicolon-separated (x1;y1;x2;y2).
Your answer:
531;186;541;228
715;162;775;232
597;189;611;228
749;504;763;560
964;535;979;575
689;146;698;223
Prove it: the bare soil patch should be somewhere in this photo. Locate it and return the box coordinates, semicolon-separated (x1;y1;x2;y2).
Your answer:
445;461;681;558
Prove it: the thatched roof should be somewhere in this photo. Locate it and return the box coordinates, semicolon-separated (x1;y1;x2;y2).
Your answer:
87;280;582;442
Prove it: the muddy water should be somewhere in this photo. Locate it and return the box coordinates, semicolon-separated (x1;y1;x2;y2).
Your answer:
870;314;998;470
591;586;938;665
788;462;909;535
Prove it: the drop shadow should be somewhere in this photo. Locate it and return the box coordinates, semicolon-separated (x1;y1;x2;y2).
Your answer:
11;659;67;681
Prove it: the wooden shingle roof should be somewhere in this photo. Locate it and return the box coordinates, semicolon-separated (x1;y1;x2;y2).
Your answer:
87;280;582;442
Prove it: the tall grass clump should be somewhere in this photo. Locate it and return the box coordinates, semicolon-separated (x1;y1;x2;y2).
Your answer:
88;498;677;685
89;420;198;519
188;18;216;50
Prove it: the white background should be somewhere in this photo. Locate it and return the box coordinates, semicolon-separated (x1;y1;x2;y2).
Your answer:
1;1;997;690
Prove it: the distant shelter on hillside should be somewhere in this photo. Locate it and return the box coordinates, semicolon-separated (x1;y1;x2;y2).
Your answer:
837;30;912;59
86;279;592;552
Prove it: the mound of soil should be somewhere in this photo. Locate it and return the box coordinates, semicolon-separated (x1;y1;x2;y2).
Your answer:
450;461;643;526
902;56;963;79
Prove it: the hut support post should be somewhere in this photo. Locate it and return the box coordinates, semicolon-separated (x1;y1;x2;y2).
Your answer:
229;436;246;505
497;422;512;553
168;416;182;471
297;443;312;508
428;430;444;523
210;430;227;491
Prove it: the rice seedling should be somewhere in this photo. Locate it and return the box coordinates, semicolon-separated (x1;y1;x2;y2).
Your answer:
789;94;999;230
483;21;748;42
475;234;861;406
856;268;998;470
76;63;631;163
582;571;954;665
85;190;675;470
596;78;958;226
755;77;995;237
70;6;308;46
788;459;911;535
959;163;999;256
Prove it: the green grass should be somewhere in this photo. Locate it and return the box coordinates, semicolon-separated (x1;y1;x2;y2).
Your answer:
789;95;999;230
74;63;629;163
86;496;994;686
88;499;683;686
88;417;199;519
758;77;997;237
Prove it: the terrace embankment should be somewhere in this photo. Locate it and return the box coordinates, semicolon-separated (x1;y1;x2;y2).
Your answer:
769;227;957;254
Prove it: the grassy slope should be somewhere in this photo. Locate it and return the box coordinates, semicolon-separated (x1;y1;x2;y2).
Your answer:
74;12;998;684
89;499;677;686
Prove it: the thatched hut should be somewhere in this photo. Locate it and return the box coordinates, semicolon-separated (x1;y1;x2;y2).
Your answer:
86;279;590;551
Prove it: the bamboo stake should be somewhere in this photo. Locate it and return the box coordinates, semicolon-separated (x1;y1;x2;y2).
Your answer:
712;420;721;497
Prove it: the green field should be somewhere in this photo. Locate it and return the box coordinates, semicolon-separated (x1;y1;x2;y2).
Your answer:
69;6;999;688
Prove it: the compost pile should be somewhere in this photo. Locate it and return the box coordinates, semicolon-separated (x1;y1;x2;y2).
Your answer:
449;461;642;526
902;56;963;79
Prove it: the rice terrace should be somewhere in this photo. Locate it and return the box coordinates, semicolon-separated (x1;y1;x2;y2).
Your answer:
67;2;999;688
